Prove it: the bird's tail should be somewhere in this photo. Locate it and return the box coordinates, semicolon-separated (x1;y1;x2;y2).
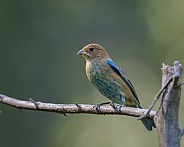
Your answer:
138;104;156;131
141;117;156;131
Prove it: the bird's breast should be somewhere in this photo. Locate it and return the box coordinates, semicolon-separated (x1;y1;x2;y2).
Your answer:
86;61;110;83
86;61;123;103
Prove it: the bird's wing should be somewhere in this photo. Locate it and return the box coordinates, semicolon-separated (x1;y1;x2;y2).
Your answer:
107;59;140;105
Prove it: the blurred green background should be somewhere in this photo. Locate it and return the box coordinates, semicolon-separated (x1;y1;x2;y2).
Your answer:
1;1;184;147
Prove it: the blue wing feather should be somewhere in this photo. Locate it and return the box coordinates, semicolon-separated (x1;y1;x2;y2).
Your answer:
107;59;141;105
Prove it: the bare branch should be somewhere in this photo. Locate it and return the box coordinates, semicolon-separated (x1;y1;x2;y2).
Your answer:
156;61;183;147
138;76;174;120
0;94;156;117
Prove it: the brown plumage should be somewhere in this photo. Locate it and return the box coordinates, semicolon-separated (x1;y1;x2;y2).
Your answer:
77;43;156;131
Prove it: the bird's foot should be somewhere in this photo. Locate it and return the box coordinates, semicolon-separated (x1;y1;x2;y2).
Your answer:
109;102;118;110
117;104;124;112
94;102;111;113
28;98;40;109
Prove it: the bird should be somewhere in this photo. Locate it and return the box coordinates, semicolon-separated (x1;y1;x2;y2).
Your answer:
77;43;156;131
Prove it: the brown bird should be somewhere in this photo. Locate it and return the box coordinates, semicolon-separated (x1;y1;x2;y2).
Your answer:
77;43;156;131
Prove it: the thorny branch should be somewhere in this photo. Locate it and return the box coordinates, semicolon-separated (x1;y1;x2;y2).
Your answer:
0;94;156;118
138;76;174;120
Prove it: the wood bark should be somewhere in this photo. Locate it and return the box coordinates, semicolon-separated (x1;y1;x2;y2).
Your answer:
155;61;183;147
0;61;184;147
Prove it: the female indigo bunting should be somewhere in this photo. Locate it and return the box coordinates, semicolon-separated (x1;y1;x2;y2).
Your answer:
77;43;155;131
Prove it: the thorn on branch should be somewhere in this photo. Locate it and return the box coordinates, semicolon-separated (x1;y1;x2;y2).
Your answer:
93;101;111;113
173;82;184;88
0;93;156;118
63;112;67;116
74;102;82;111
62;107;68;116
28;98;40;109
109;102;117;111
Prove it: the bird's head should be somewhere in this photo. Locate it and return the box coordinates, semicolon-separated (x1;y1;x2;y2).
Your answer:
77;43;109;61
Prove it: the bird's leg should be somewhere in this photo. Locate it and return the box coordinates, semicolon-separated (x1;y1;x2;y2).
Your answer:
110;102;120;112
118;95;125;112
110;102;116;110
94;101;111;113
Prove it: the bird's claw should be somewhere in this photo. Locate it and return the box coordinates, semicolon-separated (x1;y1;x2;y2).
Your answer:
117;104;124;112
93;102;111;113
94;104;101;113
110;102;116;109
109;102;123;112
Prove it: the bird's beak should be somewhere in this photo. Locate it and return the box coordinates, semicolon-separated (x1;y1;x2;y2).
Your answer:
77;49;86;55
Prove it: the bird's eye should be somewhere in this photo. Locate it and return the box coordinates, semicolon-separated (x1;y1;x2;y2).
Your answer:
89;47;94;51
